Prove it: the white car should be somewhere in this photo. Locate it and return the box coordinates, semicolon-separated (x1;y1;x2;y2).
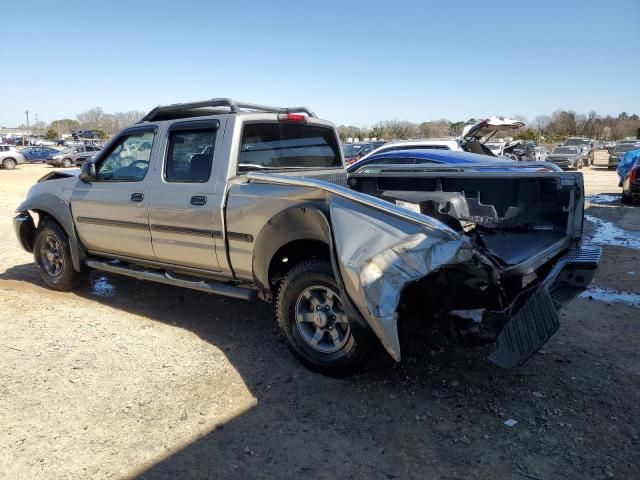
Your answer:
32;138;56;146
534;146;549;161
355;116;525;166
0;145;27;169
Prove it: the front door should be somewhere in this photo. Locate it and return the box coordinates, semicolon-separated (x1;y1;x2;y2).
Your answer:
71;126;158;260
147;118;224;271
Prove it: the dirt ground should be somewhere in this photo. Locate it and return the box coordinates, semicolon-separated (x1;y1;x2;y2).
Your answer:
1;151;638;480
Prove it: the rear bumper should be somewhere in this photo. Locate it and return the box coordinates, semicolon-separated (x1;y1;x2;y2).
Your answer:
488;244;602;368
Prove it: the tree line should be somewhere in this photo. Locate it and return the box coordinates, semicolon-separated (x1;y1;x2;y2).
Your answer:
23;107;640;143
40;107;146;140
337;110;640;143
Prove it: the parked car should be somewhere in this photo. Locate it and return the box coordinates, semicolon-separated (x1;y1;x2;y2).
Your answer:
347;148;561;174
21;146;61;162
609;143;640;170
619;152;640;204
564;137;594;165
505;140;536;161
342;141;386;165
46;145;102;167
534;146;549;161
72;130;100;140
13;98;599;376
0;145;27;169
546;146;584;170
32;138;56;146
354;116;525;167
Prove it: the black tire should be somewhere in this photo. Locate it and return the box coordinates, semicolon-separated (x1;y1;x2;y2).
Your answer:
276;259;370;376
2;158;17;170
62;158;72;168
621;191;632;205
33;220;87;291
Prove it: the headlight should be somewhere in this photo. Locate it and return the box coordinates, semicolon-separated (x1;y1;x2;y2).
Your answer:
52;155;62;159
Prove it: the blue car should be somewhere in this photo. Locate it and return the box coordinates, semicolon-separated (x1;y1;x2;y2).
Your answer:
347;148;561;173
21;146;61;162
616;147;640;186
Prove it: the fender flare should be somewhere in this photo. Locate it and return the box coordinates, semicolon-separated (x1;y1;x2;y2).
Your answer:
17;192;86;272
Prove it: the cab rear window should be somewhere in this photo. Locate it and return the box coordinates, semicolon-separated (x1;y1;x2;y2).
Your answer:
239;123;341;170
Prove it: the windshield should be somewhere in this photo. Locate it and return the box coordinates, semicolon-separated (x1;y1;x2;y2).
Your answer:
552;147;577;154
615;144;640;154
341;144;362;157
60;148;74;154
486;144;501;151
565;138;589;146
239;123;341;171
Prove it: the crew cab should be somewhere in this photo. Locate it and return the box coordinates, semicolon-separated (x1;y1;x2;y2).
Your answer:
14;99;600;376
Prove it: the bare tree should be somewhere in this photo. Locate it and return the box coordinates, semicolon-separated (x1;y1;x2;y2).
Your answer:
534;115;551;135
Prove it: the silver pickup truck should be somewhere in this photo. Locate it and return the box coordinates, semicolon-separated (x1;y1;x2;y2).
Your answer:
14;99;600;376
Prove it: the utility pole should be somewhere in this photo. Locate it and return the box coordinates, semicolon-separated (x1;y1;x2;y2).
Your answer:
35;113;39;138
25;110;30;146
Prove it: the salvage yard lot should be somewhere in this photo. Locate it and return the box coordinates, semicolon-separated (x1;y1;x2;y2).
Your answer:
1;151;638;479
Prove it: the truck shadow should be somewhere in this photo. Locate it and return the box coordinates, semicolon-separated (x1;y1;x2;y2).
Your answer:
0;263;582;479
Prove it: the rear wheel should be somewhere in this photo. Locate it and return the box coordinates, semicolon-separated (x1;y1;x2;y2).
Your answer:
621;191;632;204
34;220;87;291
276;259;369;376
2;158;17;169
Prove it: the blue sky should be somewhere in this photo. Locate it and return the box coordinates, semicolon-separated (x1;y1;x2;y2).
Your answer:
1;0;639;127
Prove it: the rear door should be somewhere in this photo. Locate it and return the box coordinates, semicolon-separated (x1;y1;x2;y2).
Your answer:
147;118;226;271
71;125;158;259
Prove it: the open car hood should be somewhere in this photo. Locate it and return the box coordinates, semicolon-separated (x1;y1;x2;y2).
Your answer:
462;116;525;142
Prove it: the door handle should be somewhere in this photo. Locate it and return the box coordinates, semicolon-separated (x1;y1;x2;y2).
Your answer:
130;192;144;202
190;195;207;206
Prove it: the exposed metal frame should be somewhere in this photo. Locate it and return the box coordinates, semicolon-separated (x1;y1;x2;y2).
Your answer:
140;98;317;122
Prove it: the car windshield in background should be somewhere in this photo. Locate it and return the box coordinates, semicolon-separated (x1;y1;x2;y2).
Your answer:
239;123;341;170
565;139;589;146
487;144;501;151
342;144;362;156
614;144;640;154
553;147;578;154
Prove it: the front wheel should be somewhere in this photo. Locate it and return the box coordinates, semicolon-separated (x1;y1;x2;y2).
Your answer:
62;158;72;168
34;220;87;291
2;158;17;169
276;259;370;376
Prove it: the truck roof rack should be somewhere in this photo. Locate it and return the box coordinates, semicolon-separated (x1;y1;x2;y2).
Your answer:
140;98;317;122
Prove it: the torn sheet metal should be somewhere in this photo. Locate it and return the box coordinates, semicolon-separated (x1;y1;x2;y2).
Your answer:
329;195;472;361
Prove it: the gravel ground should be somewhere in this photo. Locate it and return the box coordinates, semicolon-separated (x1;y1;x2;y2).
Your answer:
0;151;638;479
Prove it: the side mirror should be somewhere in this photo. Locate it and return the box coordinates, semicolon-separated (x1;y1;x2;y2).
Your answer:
79;161;96;183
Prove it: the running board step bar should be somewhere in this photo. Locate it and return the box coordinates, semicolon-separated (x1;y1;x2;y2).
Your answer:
85;259;257;301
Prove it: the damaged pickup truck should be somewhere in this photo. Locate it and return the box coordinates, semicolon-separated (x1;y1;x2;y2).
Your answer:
13;99;601;376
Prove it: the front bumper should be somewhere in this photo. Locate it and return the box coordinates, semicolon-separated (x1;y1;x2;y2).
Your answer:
46;158;63;166
549;159;577;170
13;212;36;253
487;244;602;368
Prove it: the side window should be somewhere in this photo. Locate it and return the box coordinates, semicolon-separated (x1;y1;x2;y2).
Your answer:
165;129;216;183
95;131;155;182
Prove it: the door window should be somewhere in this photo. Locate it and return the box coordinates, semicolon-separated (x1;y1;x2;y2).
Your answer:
95;131;155;182
165;130;216;183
